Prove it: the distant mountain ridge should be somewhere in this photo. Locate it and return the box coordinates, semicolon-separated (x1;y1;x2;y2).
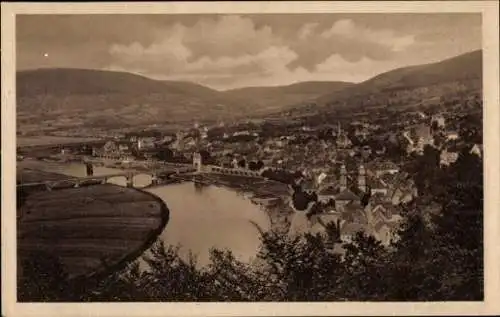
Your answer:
16;68;354;128
223;81;354;113
313;49;482;110
16;50;482;131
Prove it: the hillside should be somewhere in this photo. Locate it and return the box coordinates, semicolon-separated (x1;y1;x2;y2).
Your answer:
310;50;482;112
224;81;354;113
16;69;354;132
16;50;482;134
16;68;251;131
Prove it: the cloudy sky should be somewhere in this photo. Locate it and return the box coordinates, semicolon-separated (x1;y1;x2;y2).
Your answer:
17;14;481;90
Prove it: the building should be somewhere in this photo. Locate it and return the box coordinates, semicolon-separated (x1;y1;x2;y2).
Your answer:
336;123;353;149
193;152;203;172
470;144;483;158
367;160;400;177
318;186;337;205
137;137;156;150
403;124;434;155
446;130;460;141
440;149;459;166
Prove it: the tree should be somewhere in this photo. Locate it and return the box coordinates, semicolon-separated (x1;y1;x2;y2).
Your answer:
458;113;482;144
154;147;174;162
237;159;246;169
248;161;258;171
340;232;392;300
18;251;75;301
255;160;264;170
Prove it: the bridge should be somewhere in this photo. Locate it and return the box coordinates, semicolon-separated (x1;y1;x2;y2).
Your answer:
17;164;197;191
17;151;272;192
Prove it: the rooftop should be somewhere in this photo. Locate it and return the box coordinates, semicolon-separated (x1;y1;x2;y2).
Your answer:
335;189;361;201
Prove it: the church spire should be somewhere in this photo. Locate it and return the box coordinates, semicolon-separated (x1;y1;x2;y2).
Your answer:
340;164;347;192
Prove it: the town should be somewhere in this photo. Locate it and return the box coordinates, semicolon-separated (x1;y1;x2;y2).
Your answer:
19;92;482;248
11;11;489;306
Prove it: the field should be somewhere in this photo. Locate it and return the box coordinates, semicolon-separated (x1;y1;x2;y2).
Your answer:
17;184;169;282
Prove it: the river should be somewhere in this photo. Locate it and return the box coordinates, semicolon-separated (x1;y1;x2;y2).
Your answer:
26;161;271;267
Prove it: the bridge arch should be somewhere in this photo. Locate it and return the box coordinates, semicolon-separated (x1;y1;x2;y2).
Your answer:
105;175;129;187
131;173;154;188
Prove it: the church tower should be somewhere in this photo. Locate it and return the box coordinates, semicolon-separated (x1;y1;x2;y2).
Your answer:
340;164;347;192
358;164;367;193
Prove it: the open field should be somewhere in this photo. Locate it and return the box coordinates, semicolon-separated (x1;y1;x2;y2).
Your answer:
18;184;169;281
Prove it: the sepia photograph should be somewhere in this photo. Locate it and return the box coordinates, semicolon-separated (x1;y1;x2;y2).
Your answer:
2;1;500;316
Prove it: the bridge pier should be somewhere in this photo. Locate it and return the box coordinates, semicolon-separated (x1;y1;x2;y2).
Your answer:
151;174;159;186
126;173;134;188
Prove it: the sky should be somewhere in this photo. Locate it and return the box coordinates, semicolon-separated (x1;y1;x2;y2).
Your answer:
16;14;481;90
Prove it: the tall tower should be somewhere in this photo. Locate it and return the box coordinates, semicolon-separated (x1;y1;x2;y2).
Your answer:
193;152;202;172
358;164;367;193
340;164;347;192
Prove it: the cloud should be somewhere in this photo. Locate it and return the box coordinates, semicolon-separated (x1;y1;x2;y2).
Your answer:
321;19;416;53
298;23;319;40
16;14;477;90
108;15;419;88
182;15;279;59
108;15;298;88
314;53;402;82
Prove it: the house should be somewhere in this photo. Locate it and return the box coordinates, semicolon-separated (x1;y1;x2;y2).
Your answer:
336;124;353;149
102;140;118;153
440;149;459;166
404;124;434;155
391;186;416;205
446;130;460;141
137;137;156;150
470;144;483;158
318;186;337;204
373;161;400;177
367;177;389;196
371;218;402;246
118;142;131;152
355;127;370;140
339;222;366;243
431;114;446;129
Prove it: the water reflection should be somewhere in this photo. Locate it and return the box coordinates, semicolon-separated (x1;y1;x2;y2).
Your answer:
148;182;270;267
31;161;271;267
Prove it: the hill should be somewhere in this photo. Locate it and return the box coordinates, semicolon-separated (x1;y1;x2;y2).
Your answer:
16;50;482;134
16;69;354;132
309;50;482;113
224;81;354;113
16;68;251;131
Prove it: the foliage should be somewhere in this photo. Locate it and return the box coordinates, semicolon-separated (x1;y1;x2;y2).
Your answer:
291;188;317;211
261;169;301;185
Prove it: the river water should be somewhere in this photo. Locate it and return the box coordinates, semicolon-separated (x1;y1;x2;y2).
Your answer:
30;161;271;266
